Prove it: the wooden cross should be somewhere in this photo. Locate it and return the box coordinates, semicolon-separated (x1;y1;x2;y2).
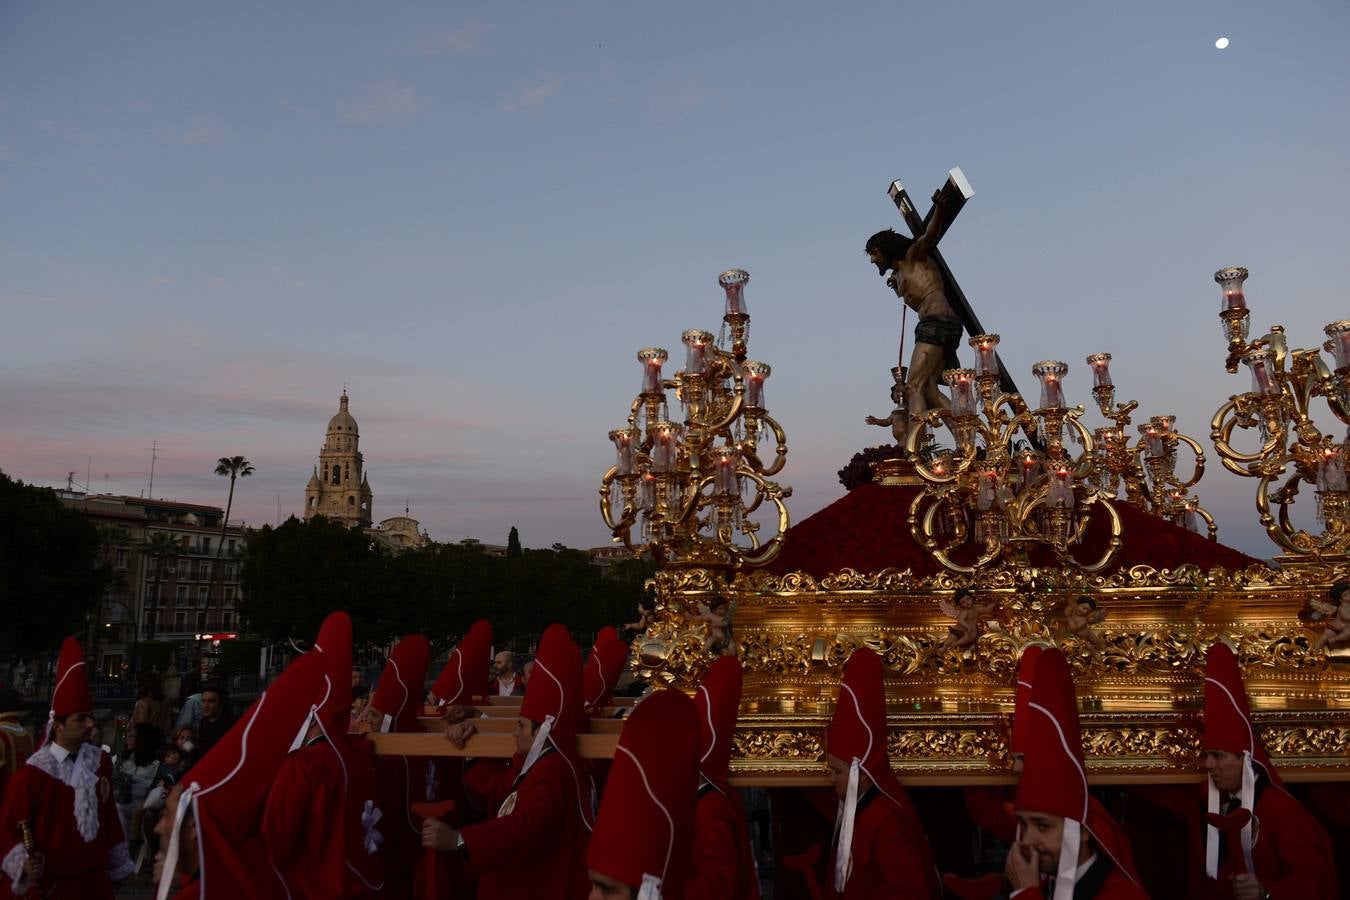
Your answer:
888;168;1020;398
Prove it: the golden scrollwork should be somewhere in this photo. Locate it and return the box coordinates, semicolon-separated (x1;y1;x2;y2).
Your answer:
732;729;824;762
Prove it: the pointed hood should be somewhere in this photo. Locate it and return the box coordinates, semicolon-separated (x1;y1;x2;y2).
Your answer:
1202;640;1280;878
430;620;493;706
40;636;92;747
583;632;630;714
827;648;932;894
586;689;699;900
369;635;430;733
308;612;385;894
1009;645;1044;756
1014;649;1140;899
695;655;743;796
313;611;353;735
517;623;594;830
156;653;328;900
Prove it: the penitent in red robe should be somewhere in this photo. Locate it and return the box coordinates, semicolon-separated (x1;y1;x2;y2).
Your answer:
688;785;760;900
262;738;348;900
827;788;941;900
0;744;133;899
374;753;446;899
1202;784;1339;900
459;750;590;900
1009;856;1148;899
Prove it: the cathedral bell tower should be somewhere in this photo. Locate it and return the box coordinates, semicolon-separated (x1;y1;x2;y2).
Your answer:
304;391;373;527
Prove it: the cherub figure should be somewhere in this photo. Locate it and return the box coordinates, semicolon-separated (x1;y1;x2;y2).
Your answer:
698;596;737;656
1310;580;1350;651
622;596;656;636
865;367;909;445
1064;595;1109;651
938;588;998;652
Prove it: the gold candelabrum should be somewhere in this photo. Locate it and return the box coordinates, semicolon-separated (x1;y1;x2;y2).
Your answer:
1211;266;1350;561
905;334;1123;573
600;269;791;570
1084;353;1216;538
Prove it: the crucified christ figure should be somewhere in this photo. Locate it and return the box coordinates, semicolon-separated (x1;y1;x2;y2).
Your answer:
865;190;961;435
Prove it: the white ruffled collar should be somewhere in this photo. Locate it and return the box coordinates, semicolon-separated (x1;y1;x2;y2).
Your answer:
26;743;104;842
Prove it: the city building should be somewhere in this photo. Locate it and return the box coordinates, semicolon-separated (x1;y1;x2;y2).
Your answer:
304;391;374;528
59;493;246;678
303;390;429;549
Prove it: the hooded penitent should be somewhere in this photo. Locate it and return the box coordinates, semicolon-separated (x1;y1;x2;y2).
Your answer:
1014;649;1141;900
369;635;431;734
518;623;595;830
582;630;630;714
310;611;385;894
826;647;938;896
695;655;742;797
40;637;93;748
1202;640;1279;878
1009;644;1045;758
586;689;699;900
155;653;328;900
430;620;493;707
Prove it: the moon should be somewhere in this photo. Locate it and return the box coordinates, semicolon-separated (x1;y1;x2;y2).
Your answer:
1215;36;1230;49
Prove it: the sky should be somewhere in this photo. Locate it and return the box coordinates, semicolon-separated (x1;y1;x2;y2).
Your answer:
2;1;1348;557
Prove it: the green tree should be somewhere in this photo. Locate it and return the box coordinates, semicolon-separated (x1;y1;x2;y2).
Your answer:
240;516;390;645
0;472;112;657
507;526;522;558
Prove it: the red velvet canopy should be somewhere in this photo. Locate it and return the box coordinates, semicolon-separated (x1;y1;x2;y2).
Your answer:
764;481;1259;579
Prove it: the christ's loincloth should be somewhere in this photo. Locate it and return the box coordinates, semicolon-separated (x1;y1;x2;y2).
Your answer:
914;314;964;370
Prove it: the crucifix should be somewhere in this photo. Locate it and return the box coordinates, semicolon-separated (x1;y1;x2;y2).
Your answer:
864;167;1021;449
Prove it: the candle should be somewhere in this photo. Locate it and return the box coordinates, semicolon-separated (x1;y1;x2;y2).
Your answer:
638;472;657;512
1243;349;1279;396
944;368;977;416
1086;353;1113;389
744;361;771;409
969;334;1001;378
1325;321;1350;371
718;269;750;316
650;421;681;472
977;468;1001;511
1047;466;1075;509
1214;266;1249;311
610;427;638;476
682;330;714;376
1032;360;1069;410
637;348;668;395
1320;447;1348;492
713;447;739;495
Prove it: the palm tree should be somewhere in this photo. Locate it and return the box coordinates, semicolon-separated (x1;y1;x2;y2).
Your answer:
212;456;254;638
214;456;254;559
142;531;180;658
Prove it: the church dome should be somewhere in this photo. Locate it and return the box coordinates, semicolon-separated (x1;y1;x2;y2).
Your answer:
327;392;359;435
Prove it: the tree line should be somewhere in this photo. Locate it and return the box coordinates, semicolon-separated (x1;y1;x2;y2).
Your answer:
240;516;654;654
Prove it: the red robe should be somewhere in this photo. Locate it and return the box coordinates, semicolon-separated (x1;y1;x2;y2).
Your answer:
964;786;1018;844
0;744;133;899
689;785;760;900
374;754;446;899
827;788;941;900
1009;857;1148;899
459;750;590;900
1202;784;1339;900
262;739;347;899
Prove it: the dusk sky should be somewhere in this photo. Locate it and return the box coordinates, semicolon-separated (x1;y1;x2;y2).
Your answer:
3;1;1348;558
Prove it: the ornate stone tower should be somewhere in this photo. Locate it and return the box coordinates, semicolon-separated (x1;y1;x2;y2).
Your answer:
304;391;373;527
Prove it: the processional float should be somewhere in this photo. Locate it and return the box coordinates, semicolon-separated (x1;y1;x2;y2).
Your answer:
602;170;1350;787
